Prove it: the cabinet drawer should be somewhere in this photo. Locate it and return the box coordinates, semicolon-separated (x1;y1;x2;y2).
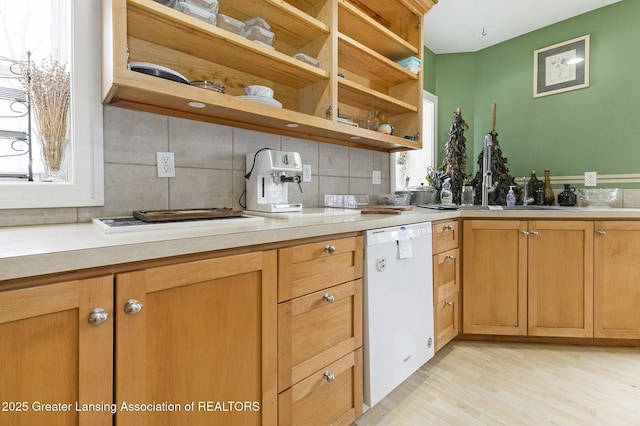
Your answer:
278;236;363;302
278;279;362;391
434;293;459;352
278;349;363;426
432;220;459;253
433;248;459;303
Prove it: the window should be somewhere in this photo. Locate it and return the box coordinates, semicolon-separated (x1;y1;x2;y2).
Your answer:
0;0;103;208
392;90;438;190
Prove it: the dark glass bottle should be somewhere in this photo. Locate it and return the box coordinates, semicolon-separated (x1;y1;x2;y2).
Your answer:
543;169;555;205
527;170;538;200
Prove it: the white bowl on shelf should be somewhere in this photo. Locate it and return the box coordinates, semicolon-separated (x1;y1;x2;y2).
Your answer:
244;85;274;98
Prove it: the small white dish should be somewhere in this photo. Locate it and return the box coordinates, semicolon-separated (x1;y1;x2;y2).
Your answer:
236;95;282;108
245;85;274;98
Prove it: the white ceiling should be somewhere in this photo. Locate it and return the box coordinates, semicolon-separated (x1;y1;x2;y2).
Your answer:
423;0;622;54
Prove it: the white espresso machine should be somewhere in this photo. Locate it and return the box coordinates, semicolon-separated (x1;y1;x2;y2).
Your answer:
245;149;303;213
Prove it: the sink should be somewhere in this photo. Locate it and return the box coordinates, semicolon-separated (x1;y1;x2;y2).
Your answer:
457;205;577;211
502;205;577;210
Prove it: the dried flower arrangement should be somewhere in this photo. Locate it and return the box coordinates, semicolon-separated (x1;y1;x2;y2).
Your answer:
20;56;71;179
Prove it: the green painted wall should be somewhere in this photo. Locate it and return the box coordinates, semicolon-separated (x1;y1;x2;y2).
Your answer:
430;0;640;187
423;46;436;93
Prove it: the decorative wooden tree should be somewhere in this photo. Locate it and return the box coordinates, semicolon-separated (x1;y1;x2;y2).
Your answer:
431;108;468;204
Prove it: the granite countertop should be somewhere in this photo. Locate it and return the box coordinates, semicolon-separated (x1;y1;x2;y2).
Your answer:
2;206;639;282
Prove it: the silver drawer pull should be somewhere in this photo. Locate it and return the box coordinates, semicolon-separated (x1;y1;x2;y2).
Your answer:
323;371;335;382
596;230;607;236
323;293;335;303
521;230;529;236
445;254;456;260
88;308;109;325
124;299;143;315
529;230;539;236
444;300;454;307
324;245;336;254
445;224;454;231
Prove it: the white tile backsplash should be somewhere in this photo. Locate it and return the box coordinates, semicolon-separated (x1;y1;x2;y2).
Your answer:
169;117;233;170
0;107;393;226
103;107;169;165
3;103;640;227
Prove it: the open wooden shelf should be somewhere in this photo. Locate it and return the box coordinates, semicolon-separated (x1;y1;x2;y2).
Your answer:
127;0;329;88
337;33;418;87
103;0;431;152
218;0;330;49
107;69;419;151
337;78;417;115
338;0;417;61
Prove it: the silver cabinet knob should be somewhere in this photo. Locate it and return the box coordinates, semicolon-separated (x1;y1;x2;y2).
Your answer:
124;299;143;315
445;224;454;231
324;245;336;254
445;254;456;260
323;371;335;382
521;230;529;236
596;230;607;236
88;308;109;325
323;293;335;303
529;230;539;236
444;300;453;306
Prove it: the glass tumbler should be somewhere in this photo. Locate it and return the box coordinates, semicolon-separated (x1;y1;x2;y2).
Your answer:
461;185;475;205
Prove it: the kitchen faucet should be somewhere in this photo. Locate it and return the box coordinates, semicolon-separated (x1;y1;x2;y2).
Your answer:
481;133;496;206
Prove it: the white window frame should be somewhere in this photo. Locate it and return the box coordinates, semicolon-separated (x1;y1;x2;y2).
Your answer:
391;90;438;191
0;0;104;208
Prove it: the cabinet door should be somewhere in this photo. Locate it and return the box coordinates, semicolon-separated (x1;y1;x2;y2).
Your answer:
278;349;362;426
278;279;362;392
433;248;459;304
0;276;113;426
462;220;528;335
432;220;458;254
278;236;363;302
594;221;640;338
434;292;459;352
115;251;277;426
528;221;594;337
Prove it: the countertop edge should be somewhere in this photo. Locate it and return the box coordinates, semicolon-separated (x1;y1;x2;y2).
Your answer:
3;207;640;282
0;210;456;281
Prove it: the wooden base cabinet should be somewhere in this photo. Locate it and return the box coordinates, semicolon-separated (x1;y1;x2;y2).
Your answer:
594;221;640;338
277;236;363;425
115;251;278;426
462;220;528;336
463;220;593;338
278;349;362;426
432;220;460;351
0;276;113;426
527;220;593;337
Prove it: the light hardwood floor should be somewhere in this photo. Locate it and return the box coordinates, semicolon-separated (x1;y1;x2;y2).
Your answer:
355;340;640;425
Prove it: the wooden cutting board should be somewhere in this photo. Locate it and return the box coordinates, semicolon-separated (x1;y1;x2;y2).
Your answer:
133;208;243;222
359;205;413;214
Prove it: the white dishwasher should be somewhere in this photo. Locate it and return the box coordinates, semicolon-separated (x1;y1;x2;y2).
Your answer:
363;222;434;409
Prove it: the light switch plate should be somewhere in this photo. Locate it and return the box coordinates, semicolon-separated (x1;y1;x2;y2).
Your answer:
302;164;312;182
372;170;381;185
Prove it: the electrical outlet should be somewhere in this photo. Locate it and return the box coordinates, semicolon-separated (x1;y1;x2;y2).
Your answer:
302;164;312;182
156;152;175;178
584;171;597;187
372;170;381;185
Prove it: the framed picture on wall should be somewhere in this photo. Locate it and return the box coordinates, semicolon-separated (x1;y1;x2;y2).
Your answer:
533;34;590;98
